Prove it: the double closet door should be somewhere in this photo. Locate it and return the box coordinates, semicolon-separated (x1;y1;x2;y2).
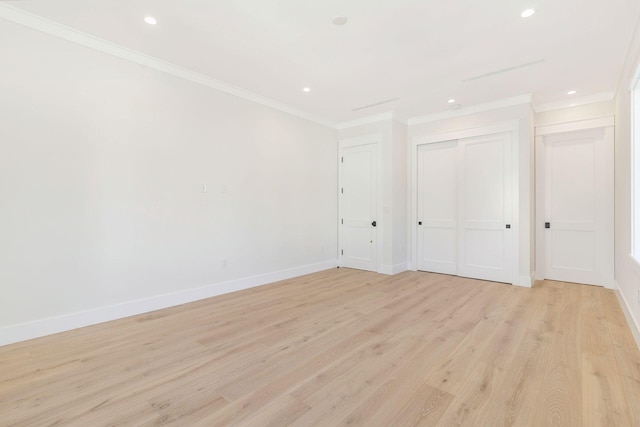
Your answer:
417;133;513;283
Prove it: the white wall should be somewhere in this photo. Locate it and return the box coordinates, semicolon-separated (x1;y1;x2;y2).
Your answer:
408;104;534;285
535;101;615;126
613;17;640;345
0;20;337;342
392;120;408;269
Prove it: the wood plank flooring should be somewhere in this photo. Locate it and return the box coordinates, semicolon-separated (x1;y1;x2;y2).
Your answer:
1;268;640;426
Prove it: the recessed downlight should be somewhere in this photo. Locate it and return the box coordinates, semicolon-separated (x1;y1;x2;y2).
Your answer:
144;16;157;25
303;87;311;93
448;99;456;104
567;90;577;95
332;16;348;26
521;9;535;18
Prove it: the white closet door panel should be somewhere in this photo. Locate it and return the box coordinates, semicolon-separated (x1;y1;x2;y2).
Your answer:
464;229;505;269
463;141;505;222
417;141;457;275
458;133;512;283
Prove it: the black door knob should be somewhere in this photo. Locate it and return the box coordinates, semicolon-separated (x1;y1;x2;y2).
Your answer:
371;221;377;227
545;222;551;229
418;221;422;225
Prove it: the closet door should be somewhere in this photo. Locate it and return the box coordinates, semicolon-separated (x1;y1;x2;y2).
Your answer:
416;141;458;275
458;133;512;283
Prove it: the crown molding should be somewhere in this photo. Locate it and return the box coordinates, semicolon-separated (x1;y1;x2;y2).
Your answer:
533;92;615;113
0;4;336;128
406;94;533;126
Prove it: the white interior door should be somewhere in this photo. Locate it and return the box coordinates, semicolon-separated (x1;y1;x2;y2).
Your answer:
458;133;513;283
340;143;377;272
542;128;612;286
417;141;458;275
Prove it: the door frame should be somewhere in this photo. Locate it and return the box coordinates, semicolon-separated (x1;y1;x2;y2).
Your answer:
338;133;383;273
535;116;615;288
409;121;521;285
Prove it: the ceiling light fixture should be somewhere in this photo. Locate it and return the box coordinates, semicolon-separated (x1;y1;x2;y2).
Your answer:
332;16;348;26
303;87;311;93
521;9;535;18
568;90;577;95
144;16;157;25
448;99;456;103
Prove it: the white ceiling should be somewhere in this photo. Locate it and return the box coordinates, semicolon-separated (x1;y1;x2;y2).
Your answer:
5;0;640;124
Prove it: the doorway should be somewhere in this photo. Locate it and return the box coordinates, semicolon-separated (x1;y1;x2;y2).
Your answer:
338;137;380;272
535;120;614;287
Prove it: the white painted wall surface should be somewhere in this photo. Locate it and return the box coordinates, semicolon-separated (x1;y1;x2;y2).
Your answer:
0;20;337;341
535;101;615;126
392;120;408;270
613;17;640;346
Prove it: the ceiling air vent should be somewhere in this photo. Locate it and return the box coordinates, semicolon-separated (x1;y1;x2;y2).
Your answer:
463;59;545;82
352;97;400;112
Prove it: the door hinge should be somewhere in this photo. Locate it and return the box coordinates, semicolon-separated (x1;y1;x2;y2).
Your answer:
341;249;344;255
341;157;343;163
341;187;343;194
341;218;343;224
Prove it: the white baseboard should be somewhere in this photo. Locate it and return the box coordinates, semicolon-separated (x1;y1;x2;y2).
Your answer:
379;263;409;275
614;281;640;351
0;259;338;347
513;275;534;288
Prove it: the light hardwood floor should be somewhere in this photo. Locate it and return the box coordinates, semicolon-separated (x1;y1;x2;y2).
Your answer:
2;269;640;426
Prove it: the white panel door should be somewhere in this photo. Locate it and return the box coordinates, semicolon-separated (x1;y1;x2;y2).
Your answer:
543;128;610;286
417;141;458;275
340;143;377;272
458;133;512;283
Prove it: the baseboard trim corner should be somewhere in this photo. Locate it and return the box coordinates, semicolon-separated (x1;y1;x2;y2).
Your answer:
513;275;533;288
614;281;640;351
0;259;338;347
379;263;409;275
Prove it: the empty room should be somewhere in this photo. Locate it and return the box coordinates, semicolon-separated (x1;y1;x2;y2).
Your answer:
2;0;640;425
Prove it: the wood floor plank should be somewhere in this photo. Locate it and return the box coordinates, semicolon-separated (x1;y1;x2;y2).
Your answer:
338;328;462;426
1;269;639;426
581;285;632;426
528;282;583;426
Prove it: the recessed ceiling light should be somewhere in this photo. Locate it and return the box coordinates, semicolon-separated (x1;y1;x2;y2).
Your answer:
567;90;577;95
521;9;535;18
303;87;311;93
332;16;348;26
448;99;456;103
144;16;157;25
